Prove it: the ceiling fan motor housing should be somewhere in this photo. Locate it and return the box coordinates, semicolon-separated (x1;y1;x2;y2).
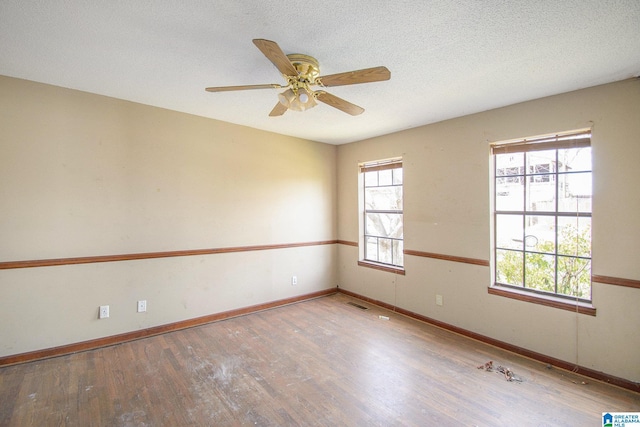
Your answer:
286;54;320;83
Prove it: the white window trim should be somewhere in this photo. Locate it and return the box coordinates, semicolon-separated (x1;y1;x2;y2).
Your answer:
358;158;405;273
490;129;593;304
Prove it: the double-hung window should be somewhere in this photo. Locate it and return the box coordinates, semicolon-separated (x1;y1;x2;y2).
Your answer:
360;158;404;270
492;130;592;301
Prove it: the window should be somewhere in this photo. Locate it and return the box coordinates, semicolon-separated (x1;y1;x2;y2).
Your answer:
360;158;404;269
492;130;592;301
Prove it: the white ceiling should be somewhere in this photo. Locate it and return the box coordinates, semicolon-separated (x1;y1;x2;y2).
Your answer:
1;1;639;145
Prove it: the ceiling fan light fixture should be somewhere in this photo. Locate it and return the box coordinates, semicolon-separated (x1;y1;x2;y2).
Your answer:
278;88;296;107
298;87;317;110
278;87;317;112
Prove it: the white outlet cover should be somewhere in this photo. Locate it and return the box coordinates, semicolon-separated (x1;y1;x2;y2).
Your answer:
137;300;147;312
99;305;109;319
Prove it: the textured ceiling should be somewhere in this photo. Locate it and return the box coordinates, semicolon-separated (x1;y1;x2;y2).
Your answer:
1;1;639;145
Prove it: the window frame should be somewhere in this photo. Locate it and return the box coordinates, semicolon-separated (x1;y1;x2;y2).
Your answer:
490;130;593;307
358;158;405;274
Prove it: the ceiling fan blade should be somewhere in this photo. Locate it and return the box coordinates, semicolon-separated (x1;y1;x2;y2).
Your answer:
205;83;283;92
252;39;299;77
316;91;364;116
269;102;288;117
317;66;390;87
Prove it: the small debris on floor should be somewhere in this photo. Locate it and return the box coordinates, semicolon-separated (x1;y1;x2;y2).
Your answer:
552;369;591;386
477;360;523;382
496;365;522;382
477;360;494;371
378;315;390;320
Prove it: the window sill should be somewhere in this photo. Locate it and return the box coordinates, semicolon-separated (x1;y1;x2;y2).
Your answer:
488;285;596;316
358;260;405;275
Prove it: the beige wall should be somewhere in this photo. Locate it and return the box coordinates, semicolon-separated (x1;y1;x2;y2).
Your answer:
2;74;638;384
337;78;640;382
0;76;337;356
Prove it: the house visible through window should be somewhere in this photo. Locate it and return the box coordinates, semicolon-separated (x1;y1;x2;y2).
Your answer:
492;130;592;301
360;158;403;269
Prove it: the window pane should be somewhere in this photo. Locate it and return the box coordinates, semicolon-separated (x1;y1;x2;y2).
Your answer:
496;153;523;177
559;147;591;172
378;169;392;186
378;238;393;264
365;186;403;210
557;256;591;299
496;249;523;287
527;150;555;175
365;236;379;262
526;176;555;212
365;213;403;238
558;172;592;213
364;171;378;187
393;239;404;266
496;176;523;211
392;168;403;185
525;215;555;254
496;214;523;250
525;253;555;293
557;217;591;257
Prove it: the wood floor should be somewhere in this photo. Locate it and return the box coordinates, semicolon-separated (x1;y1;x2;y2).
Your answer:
1;293;638;426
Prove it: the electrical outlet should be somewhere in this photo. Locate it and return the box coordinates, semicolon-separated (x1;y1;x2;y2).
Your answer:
99;305;110;319
435;294;443;306
291;276;298;286
137;300;147;313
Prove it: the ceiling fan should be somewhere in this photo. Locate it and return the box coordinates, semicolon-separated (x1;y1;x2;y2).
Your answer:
205;39;390;116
